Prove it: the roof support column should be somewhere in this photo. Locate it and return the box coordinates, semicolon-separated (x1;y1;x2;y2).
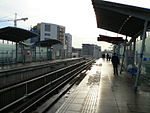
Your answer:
39;45;41;62
35;46;36;61
21;42;25;64
47;47;49;60
132;38;136;66
134;20;148;92
16;42;18;63
120;36;127;74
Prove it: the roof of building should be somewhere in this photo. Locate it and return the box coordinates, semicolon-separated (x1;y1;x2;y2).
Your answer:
0;27;38;42
92;0;150;38
34;39;62;47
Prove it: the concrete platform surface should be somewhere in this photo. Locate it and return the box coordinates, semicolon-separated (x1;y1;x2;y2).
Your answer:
54;59;150;113
0;58;80;72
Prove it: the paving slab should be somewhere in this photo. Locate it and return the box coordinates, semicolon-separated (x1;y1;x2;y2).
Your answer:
55;59;150;113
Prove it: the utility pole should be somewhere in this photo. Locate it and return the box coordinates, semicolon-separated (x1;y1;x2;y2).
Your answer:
14;13;28;27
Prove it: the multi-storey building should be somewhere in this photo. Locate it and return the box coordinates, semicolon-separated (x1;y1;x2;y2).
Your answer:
30;22;66;60
82;44;101;58
32;22;65;44
64;33;72;58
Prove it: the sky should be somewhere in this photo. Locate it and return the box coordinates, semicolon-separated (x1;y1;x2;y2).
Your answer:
0;0;150;50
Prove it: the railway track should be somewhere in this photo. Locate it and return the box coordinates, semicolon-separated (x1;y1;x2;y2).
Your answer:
0;58;95;113
0;58;84;89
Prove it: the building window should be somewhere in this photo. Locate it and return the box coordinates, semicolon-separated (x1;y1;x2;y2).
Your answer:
45;33;51;36
45;24;51;32
44;38;49;40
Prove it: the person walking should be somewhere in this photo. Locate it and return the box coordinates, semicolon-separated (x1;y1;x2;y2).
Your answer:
111;53;120;75
106;53;109;61
102;53;105;60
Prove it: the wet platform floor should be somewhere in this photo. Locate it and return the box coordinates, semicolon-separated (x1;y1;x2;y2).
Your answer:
54;59;150;113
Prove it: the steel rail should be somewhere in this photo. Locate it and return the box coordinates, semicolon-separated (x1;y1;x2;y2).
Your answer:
20;59;94;113
0;59;94;112
0;60;86;93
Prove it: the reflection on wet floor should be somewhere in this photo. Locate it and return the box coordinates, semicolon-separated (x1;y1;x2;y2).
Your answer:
97;60;150;113
55;59;103;113
86;62;101;85
54;58;150;113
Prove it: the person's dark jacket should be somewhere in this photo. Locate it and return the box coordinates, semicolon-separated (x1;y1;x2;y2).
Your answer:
111;55;119;66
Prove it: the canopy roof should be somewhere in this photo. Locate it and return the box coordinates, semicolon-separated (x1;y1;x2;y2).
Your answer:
35;39;62;47
98;35;125;44
92;0;150;38
0;27;38;42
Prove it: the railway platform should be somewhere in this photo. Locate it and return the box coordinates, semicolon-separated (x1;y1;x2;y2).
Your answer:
54;59;150;113
0;58;82;72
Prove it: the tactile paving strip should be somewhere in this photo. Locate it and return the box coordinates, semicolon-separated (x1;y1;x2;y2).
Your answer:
56;67;101;113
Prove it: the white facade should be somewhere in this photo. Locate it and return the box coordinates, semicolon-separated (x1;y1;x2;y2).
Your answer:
30;22;66;60
38;22;65;44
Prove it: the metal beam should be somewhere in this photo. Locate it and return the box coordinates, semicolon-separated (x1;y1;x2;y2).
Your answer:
120;36;127;74
134;20;148;92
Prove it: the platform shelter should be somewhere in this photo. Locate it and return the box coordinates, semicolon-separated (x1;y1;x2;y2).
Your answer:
92;0;150;91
